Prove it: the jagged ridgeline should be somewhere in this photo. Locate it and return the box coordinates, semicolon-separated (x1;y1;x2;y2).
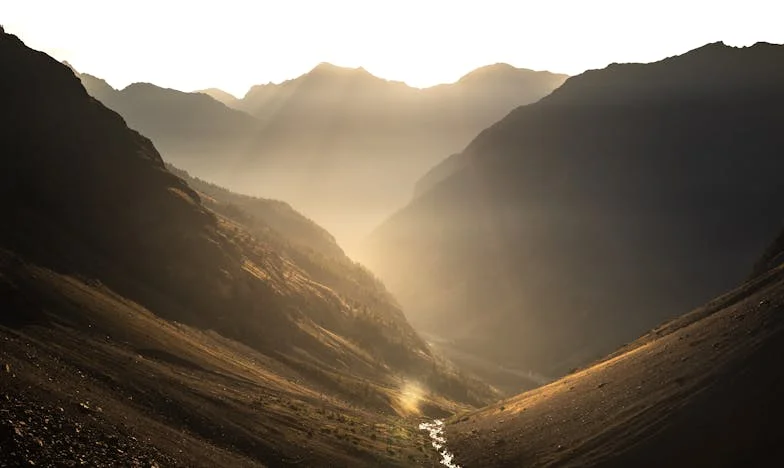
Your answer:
0;30;493;419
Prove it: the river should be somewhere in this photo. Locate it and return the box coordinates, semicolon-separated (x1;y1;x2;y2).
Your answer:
419;419;461;468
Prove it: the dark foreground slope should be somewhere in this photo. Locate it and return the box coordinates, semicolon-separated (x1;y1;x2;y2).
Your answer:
0;31;492;466
447;256;784;467
0;256;442;467
364;42;784;383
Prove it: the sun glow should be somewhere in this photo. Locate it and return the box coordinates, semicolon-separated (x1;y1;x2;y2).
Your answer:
397;380;425;416
2;0;782;96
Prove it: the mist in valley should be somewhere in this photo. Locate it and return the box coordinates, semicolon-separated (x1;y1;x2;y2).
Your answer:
2;2;784;467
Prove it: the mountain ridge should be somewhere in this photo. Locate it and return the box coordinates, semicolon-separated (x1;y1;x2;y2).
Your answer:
362;40;784;386
70;58;566;252
0;30;492;466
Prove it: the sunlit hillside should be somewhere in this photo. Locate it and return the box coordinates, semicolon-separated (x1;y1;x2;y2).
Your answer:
2;5;784;467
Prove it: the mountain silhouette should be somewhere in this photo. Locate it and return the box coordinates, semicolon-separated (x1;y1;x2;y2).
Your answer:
66;64;259;179
75;61;566;252
362;41;784;383
196;87;239;106
0;31;492;466
234;63;567;250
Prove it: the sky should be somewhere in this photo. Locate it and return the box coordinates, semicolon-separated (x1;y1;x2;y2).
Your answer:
2;0;782;97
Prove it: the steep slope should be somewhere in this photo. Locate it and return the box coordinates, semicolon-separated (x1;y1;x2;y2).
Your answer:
0;255;443;467
67;65;259;179
167;164;345;259
0;31;492;466
446;258;784;467
363;42;784;385
413;152;470;198
165;164;429;357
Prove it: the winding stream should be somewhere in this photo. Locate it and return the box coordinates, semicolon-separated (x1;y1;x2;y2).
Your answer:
419;419;462;468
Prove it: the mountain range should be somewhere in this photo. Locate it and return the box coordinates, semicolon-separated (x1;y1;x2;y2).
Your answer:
4;24;784;467
0;30;493;467
66;65;259;171
362;41;784;385
68;61;567;253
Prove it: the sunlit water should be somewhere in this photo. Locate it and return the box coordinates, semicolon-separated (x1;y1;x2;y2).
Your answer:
419;419;462;468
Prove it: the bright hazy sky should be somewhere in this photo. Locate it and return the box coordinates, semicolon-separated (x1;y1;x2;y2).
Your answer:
2;0;782;97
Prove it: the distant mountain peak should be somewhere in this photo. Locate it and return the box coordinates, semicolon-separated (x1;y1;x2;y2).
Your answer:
454;63;567;87
307;62;376;79
311;61;356;72
464;62;518;74
196;87;238;105
123;81;161;91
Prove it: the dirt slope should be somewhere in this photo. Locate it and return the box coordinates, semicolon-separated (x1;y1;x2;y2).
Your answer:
446;265;784;467
0;252;443;467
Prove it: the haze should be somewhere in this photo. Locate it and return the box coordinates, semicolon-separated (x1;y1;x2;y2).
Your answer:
2;0;781;97
3;3;784;466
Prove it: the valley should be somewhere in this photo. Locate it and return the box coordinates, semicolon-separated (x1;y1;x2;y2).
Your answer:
363;40;784;389
69;61;566;256
446;262;784;467
2;10;784;468
420;332;549;395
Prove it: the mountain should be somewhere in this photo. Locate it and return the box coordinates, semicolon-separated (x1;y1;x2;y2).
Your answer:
362;42;784;386
232;63;567;252
76;62;566;253
413;152;470;198
196;87;239;106
752;227;784;277
0;31;493;467
167;164;345;259
445;252;784;467
66;64;260;180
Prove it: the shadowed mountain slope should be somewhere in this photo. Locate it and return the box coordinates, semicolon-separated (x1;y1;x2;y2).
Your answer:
0;31;493;466
167;164;345;259
68;65;259;172
446;253;784;467
363;41;784;385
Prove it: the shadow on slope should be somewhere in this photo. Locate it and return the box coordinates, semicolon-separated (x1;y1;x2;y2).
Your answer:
0;29;496;466
363;41;784;385
447;259;784;467
0;252;441;467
